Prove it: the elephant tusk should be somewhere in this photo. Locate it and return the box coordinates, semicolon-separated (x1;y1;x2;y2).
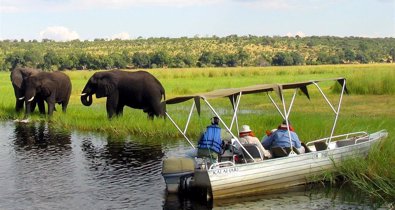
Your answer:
28;96;35;102
80;93;87;96
18;96;25;100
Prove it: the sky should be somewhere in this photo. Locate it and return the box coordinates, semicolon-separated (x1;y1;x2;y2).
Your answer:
0;0;394;41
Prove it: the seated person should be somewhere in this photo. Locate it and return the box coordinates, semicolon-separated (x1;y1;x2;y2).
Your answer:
237;125;272;159
262;120;305;154
197;116;223;162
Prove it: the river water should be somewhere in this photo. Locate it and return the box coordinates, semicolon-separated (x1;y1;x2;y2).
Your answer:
0;121;386;210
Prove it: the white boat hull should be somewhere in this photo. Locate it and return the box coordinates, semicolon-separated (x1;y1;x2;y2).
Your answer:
204;130;387;199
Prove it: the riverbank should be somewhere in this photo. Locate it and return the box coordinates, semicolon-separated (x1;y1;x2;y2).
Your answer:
0;64;394;203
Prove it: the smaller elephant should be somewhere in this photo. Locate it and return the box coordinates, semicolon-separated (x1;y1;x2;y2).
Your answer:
80;70;166;119
10;67;45;114
23;71;72;116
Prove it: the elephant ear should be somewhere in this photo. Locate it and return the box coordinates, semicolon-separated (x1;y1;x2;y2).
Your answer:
97;74;118;97
11;70;23;88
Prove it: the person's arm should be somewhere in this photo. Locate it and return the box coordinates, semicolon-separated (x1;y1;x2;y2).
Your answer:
262;134;274;150
291;132;301;148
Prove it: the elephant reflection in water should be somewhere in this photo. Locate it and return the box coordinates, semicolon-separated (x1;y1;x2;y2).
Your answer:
13;121;71;151
80;136;164;171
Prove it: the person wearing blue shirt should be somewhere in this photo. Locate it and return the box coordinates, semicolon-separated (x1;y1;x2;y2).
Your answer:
261;120;305;154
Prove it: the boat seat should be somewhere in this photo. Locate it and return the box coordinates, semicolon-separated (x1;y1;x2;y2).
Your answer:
270;147;288;158
336;139;356;147
241;144;264;163
314;141;328;151
301;142;312;153
356;137;369;143
284;147;300;155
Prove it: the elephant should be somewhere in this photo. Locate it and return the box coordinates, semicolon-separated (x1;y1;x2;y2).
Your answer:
10;67;45;114
23;71;72;116
80;70;166;119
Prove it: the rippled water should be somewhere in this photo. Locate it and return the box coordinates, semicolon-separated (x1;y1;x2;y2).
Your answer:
0;121;386;210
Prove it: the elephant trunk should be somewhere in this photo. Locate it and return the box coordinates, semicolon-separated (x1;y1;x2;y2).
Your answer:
81;93;93;106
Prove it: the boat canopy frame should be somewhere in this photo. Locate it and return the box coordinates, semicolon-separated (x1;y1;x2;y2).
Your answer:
165;77;348;161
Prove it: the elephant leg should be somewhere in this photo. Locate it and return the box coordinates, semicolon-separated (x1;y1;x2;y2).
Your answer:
30;101;37;113
15;99;24;112
147;112;155;120
106;100;117;119
37;100;45;114
106;93;119;119
47;102;55;116
62;100;69;113
116;105;124;116
151;101;164;118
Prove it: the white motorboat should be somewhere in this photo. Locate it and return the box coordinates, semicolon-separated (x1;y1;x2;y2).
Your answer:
161;77;388;200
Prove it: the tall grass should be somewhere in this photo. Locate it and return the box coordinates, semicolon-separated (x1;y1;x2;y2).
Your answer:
0;64;394;203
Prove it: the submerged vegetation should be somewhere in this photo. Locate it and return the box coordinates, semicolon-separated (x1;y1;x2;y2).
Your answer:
0;63;394;204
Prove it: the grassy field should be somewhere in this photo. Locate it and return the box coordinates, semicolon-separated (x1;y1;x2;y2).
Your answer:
0;63;394;203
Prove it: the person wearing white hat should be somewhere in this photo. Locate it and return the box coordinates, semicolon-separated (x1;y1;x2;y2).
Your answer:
237;125;272;158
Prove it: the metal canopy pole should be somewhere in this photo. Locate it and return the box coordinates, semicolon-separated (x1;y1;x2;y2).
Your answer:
202;97;255;161
229;92;242;133
183;101;195;134
165;112;195;149
267;93;286;120
328;80;346;143
280;89;296;154
286;89;298;120
313;81;345;144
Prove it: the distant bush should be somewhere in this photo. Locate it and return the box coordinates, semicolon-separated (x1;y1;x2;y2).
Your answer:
1;36;394;71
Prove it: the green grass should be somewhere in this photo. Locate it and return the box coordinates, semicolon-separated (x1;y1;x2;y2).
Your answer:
1;64;394;138
1;64;395;203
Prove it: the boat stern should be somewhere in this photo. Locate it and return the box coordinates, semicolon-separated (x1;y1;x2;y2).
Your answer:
162;157;195;193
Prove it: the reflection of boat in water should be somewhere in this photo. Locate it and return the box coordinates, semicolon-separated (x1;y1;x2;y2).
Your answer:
161;78;388;200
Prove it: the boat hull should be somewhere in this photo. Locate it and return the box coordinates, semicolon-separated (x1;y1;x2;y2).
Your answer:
206;130;387;199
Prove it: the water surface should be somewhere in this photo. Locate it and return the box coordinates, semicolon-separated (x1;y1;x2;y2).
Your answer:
0;121;386;210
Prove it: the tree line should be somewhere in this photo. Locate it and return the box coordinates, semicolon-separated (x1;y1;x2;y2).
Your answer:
0;35;394;71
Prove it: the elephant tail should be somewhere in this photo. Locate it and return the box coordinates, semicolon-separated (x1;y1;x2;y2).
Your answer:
161;86;166;101
160;88;167;118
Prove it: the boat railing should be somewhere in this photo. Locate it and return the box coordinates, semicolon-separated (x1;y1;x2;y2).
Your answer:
209;161;235;170
306;131;369;147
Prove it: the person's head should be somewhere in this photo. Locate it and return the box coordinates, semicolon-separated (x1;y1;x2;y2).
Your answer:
239;125;252;137
279;119;294;131
211;116;220;125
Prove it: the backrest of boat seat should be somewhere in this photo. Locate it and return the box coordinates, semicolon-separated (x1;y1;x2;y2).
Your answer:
241;144;264;162
270;147;288;158
314;141;328;151
284;147;300;155
355;137;369;143
301;142;312;153
336;139;356;147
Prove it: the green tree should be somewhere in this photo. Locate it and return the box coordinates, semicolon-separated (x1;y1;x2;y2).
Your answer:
5;51;25;69
132;52;151;68
344;48;356;62
151;51;171;68
198;51;214;67
41;50;60;70
237;48;249;66
23;49;43;68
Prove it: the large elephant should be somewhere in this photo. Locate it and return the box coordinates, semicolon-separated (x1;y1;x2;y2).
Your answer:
10;67;45;114
80;70;166;119
23;71;72;116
